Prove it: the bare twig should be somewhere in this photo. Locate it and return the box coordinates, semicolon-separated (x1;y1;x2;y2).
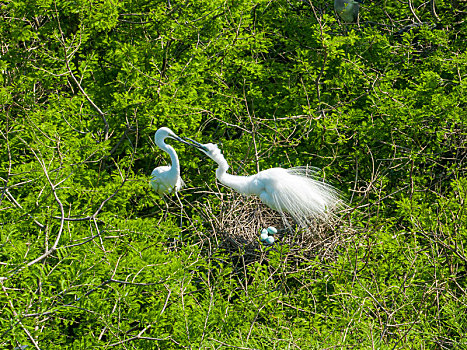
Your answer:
430;0;440;22
0;140;65;281
107;325;177;347
4;189;46;229
408;0;422;24
0;129;12;207
1;284;42;349
54;2;109;139
51;176;128;222
208;338;261;350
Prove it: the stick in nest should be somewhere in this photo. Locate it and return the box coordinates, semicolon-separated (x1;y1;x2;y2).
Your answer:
195;190;353;262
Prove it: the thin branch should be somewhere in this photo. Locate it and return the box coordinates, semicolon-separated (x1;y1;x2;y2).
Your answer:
1;284;41;349
0;142;65;281
430;0;440;22
24;147;65;266
408;0;422;24
54;3;109;139
107;324;181;347
4;189;46;229
51;176;128;221
208;338;261;350
0;129;12;207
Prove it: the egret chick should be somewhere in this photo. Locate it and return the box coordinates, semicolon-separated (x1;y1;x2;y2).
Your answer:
186;142;343;231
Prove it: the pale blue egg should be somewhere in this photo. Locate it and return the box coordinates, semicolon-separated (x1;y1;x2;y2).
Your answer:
267;226;277;235
264;236;275;245
261;228;268;235
260;232;269;241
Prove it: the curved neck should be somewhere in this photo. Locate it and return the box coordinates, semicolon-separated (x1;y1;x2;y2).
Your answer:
213;156;251;195
215;157;230;180
158;140;180;174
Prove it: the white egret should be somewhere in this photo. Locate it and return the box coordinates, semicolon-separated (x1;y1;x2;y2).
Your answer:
185;141;343;231
150;127;207;229
150;127;200;195
334;0;363;23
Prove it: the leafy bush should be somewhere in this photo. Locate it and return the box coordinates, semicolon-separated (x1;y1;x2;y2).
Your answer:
1;0;466;348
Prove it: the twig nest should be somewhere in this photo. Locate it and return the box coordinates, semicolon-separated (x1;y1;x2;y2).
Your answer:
199;192;347;261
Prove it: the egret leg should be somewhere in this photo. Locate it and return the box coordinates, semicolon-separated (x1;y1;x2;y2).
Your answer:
174;191;183;232
161;196;170;222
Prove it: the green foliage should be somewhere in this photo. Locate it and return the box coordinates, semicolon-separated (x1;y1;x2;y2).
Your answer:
1;0;466;348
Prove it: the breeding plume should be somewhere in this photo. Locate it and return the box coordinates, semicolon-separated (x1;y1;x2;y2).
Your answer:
150;127;200;195
334;0;363;23
187;142;343;229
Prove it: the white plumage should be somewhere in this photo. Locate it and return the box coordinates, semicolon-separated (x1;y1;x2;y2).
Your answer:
150;164;185;195
194;143;343;229
150;127;193;195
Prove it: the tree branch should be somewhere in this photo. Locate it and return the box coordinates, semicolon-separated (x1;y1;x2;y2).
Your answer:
54;4;110;140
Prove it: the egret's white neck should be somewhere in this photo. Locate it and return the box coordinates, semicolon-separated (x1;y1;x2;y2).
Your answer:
210;152;252;195
215;157;230;179
158;139;180;173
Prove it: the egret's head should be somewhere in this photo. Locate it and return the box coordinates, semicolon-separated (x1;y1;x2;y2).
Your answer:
155;127;209;150
155;127;178;146
199;143;222;159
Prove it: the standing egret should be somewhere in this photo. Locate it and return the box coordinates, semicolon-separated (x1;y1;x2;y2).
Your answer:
150;127;201;195
150;127;206;228
184;141;343;231
334;0;363;23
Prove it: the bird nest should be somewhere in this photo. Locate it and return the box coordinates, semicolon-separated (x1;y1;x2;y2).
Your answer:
192;187;353;264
